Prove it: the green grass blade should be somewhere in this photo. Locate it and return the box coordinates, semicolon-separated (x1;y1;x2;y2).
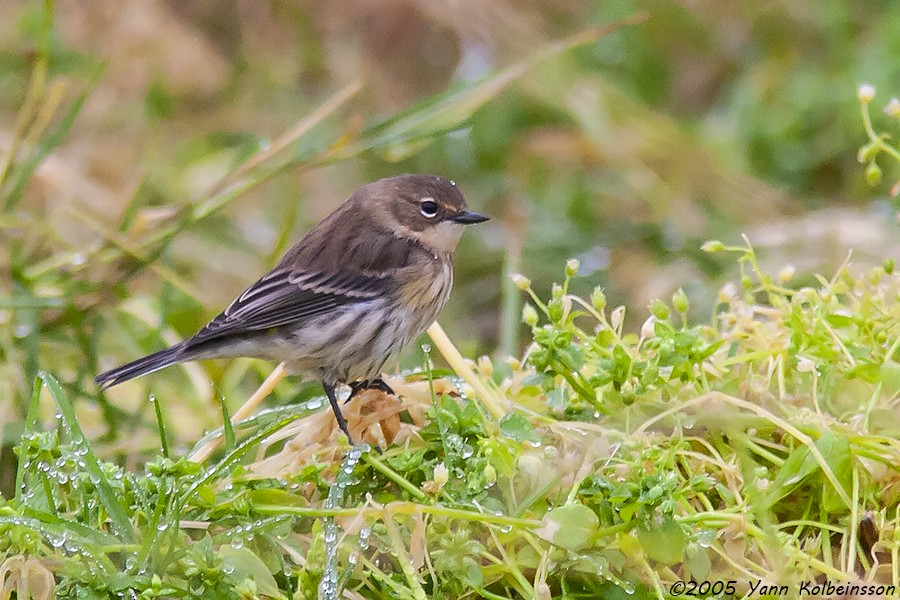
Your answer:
177;412;307;511
152;394;169;459
37;371;135;541
14;376;44;502
219;393;235;454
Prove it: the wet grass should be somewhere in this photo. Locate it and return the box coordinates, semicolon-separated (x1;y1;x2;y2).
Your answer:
1;3;899;598
2;247;899;598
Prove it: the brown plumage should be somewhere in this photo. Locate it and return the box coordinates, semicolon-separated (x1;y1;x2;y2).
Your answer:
95;174;488;442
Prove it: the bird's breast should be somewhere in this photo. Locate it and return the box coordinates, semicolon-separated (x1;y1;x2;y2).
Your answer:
396;258;453;321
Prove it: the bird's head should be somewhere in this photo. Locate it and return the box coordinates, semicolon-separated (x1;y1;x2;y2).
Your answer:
362;174;489;255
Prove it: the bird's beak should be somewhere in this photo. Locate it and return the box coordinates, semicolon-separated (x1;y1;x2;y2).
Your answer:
451;210;490;224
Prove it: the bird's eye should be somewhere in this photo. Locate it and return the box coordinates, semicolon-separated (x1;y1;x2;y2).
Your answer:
420;199;439;218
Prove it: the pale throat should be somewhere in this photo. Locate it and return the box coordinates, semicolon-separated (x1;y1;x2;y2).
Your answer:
417;220;465;255
387;220;464;257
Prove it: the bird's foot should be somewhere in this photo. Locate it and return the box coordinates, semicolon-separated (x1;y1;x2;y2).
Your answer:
346;378;394;403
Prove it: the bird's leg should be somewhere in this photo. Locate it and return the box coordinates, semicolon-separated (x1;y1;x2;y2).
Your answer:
323;382;354;444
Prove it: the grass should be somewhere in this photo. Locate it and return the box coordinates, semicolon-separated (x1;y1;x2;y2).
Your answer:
1;244;898;599
1;3;899;598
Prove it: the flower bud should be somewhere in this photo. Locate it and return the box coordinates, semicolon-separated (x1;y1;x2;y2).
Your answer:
865;162;882;186
591;287;607;311
649;298;669;320
640;315;656;339
886;97;900;119
717;282;738;304
565;258;580;278
672;288;689;314
796;356;815;373
477;355;493;378
857;83;876;104
778;264;796;282
522;303;539;326
422;462;449;494
511;274;531;290
883;257;894;275
433;462;448;487
701;240;725;253
610;306;626;332
551;283;563;301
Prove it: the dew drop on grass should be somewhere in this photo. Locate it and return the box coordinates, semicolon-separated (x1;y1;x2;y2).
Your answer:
358;526;372;551
320;443;369;600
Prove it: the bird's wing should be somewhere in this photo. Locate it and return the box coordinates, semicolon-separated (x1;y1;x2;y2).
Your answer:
186;267;392;347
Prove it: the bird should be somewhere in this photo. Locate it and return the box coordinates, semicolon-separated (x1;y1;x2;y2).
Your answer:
95;174;489;443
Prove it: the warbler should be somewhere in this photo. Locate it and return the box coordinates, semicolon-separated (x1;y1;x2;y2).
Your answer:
95;174;488;442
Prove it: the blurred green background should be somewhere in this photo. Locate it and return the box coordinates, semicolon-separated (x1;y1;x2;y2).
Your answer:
1;0;898;483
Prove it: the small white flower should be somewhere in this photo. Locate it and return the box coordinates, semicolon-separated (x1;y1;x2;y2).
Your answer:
610;306;626;332
511;274;531;290
477;355;493;377
640;315;656;339
886;97;900;118
857;83;876;104
796;356;816;373
778;264;796;282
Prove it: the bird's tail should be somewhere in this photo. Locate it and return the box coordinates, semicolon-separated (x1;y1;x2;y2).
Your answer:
95;343;186;389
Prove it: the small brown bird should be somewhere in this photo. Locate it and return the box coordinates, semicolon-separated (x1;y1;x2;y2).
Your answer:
96;174;488;442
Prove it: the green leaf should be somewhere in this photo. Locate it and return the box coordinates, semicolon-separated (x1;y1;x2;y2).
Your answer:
249;489;309;508
536;503;599;551
825;313;853;328
683;545;711;581
499;413;540;443
817;432;852;514
767;445;817;505
636;519;685;565
219;544;286;599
